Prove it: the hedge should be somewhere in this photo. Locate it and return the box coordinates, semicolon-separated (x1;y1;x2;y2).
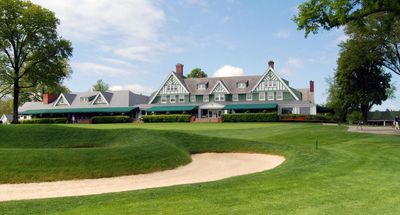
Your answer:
222;113;279;122
92;115;131;124
20;118;67;124
142;114;192;123
279;114;335;122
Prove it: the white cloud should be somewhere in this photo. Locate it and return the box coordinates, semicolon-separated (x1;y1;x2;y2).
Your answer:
213;65;245;77
336;34;350;44
110;84;154;95
277;57;304;76
275;30;290;39
73;62;129;77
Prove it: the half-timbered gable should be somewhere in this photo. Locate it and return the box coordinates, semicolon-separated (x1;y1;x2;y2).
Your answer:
209;80;230;94
149;72;189;104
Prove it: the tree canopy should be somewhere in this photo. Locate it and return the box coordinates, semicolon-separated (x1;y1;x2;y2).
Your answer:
187;68;207;79
92;80;109;92
0;0;73;123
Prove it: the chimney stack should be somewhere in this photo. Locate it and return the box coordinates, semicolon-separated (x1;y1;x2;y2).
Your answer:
310;80;314;93
268;60;275;69
176;63;184;78
43;93;58;104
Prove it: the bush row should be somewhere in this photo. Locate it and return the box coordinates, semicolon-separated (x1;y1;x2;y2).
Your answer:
279;114;334;122
20;118;67;124
91;115;131;124
142;114;192;123
222;113;279;122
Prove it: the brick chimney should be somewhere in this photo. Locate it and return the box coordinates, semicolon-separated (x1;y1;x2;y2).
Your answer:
43;93;58;104
176;63;184;78
268;60;275;69
310;80;314;93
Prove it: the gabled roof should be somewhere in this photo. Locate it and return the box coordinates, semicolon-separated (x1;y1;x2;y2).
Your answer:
91;92;111;105
148;72;190;104
53;93;72;106
252;68;300;101
209;80;230;94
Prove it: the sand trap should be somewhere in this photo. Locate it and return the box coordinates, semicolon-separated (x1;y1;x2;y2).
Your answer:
0;153;285;202
348;126;400;136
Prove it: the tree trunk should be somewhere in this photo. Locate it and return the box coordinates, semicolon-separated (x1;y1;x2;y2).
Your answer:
12;81;19;124
360;103;369;124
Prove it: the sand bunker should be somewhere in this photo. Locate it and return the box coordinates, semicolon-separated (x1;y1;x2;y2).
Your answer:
0;153;285;202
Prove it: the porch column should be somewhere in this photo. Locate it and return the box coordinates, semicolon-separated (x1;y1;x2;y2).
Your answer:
198;108;201;118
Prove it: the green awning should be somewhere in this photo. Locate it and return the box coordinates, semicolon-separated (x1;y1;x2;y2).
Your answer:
146;105;198;112
20;107;138;115
224;103;277;110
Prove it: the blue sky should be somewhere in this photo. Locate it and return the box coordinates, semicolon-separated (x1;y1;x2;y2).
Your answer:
32;0;399;111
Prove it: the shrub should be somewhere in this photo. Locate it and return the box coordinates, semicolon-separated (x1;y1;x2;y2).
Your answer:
142;114;192;123
92;115;131;124
20;118;67;124
279;114;335;122
222;113;279;122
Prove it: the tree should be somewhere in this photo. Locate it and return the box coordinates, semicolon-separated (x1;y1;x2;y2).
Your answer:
0;98;12;114
187;68;207;78
19;83;70;103
331;37;393;123
294;1;400;75
0;0;73;123
294;0;400;36
92;80;109;92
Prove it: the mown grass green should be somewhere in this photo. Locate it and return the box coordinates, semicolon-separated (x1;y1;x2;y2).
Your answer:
0;123;399;215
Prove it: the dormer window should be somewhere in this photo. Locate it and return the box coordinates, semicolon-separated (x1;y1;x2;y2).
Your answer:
197;83;207;90
58;97;68;105
80;97;89;102
237;82;247;88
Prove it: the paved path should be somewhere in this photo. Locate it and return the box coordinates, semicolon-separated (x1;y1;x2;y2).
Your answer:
348;126;400;136
0;153;285;202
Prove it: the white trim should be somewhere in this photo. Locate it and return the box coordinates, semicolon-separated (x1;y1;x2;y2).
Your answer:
148;72;190;104
267;92;274;101
209;80;230;94
246;93;252;101
170;95;176;103
276;91;283;100
53;93;71;106
190;95;196;103
203;95;209;102
233;94;239;102
214;93;225;102
179;95;185;103
252;68;300;101
91;92;109;105
259;92;265;101
161;95;167;104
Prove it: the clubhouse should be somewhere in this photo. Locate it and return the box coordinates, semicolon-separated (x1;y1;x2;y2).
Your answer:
18;60;316;122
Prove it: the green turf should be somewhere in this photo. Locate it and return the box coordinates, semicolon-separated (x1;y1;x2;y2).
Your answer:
0;123;399;214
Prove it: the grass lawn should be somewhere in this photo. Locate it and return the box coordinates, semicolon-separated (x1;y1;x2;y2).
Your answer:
0;123;399;214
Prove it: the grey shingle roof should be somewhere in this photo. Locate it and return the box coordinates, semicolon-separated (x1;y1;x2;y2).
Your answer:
19;90;149;112
184;75;262;95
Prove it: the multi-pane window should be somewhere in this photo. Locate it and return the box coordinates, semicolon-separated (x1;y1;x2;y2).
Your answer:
170;95;176;103
265;80;276;87
246;93;252;101
198;84;206;90
190;95;196;103
167;85;178;92
214;93;225;102
259;92;266;101
58;97;68;105
268;92;275;101
237;82;247;88
203;95;209;102
161;96;167;104
276;91;283;100
233;94;239;101
179;95;185;103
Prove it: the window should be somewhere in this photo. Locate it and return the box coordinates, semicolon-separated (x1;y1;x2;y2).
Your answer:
80;97;89;102
170;95;176;103
237;82;247;88
190;95;196;103
259;92;265;101
276;91;283;100
203;95;209;102
233;94;239;101
179;95;185;103
268;92;274;101
214;93;225;102
167;85;178;92
161;96;167;104
246;93;252;101
265;80;276;87
198;84;206;90
58;96;68;105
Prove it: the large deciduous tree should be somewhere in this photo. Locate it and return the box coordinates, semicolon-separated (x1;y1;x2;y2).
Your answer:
0;0;73;123
329;37;393;123
187;68;207;79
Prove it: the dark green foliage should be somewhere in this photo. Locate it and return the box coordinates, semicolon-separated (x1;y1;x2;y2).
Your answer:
92;80;109;92
222;113;279;122
187;68;207;78
142;114;192;123
20;118;67;124
92;116;130;124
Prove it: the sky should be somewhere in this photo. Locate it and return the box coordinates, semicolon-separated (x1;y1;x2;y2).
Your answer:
31;0;399;111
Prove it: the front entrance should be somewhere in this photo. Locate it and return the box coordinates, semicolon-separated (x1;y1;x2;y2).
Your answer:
204;110;223;118
198;102;225;118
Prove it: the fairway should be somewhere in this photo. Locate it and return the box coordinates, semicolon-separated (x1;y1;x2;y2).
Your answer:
0;123;399;214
